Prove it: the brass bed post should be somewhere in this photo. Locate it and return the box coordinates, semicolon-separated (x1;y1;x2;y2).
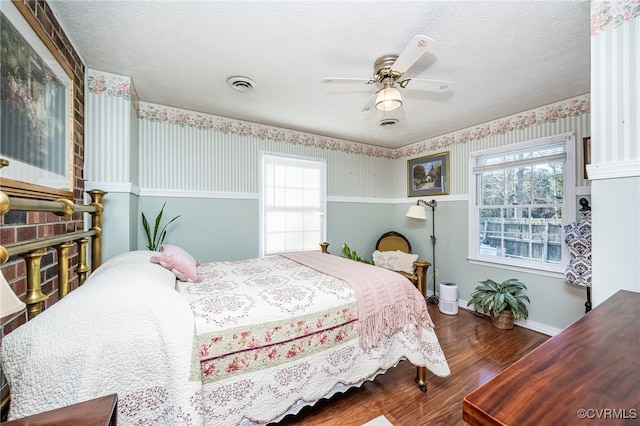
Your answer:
76;237;91;285
20;250;48;320
56;242;74;298
88;190;106;270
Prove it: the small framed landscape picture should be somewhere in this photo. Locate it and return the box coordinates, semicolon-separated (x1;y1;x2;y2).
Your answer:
407;152;450;197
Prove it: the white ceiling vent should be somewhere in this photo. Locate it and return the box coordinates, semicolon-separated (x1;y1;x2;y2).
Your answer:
227;76;256;92
379;118;399;127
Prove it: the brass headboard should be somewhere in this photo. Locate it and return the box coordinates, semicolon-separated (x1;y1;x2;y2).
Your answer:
0;189;106;418
0;190;106;320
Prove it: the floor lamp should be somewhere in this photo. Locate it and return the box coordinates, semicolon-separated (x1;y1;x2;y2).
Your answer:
406;199;439;305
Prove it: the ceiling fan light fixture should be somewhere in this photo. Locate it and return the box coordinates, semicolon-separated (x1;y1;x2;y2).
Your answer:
375;87;402;111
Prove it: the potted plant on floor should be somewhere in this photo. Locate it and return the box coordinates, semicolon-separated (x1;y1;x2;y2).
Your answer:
467;278;530;329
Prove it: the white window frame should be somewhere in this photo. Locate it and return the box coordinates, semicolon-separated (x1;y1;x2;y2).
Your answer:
467;132;576;277
259;152;327;257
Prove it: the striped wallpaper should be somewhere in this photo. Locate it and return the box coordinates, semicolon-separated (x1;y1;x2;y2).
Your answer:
85;71;592;199
589;1;640;179
85;71;135;183
397;106;592;196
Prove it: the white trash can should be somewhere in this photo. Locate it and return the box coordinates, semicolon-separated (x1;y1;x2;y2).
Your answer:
439;282;458;315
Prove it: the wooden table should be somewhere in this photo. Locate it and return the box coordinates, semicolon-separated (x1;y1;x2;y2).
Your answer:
4;394;117;425
463;290;639;425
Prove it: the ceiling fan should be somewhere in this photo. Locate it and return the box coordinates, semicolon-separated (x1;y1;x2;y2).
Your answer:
321;35;452;113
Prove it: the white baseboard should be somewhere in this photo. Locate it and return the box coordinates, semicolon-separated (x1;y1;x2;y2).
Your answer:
428;290;561;336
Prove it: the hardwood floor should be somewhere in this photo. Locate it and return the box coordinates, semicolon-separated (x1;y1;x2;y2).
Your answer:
277;304;549;426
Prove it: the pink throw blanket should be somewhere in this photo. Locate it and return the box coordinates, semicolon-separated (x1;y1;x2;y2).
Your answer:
282;251;434;348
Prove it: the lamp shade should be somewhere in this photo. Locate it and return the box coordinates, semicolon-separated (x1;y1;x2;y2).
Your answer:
406;204;427;220
1;271;25;318
375;87;402;111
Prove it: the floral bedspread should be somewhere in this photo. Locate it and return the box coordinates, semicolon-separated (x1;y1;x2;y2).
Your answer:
177;255;450;425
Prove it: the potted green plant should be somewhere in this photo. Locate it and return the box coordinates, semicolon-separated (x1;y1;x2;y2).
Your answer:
141;202;180;251
467;278;530;329
342;243;372;264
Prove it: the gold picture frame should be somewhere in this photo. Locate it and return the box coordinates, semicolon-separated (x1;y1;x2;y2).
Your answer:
407;152;450;197
0;1;74;198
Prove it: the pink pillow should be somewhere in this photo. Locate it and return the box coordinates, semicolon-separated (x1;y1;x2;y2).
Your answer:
150;244;202;282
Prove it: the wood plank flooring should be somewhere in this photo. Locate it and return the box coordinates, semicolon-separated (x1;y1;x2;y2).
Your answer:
277;304;549;426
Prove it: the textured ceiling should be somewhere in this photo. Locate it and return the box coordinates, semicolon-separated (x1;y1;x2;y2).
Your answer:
49;0;591;149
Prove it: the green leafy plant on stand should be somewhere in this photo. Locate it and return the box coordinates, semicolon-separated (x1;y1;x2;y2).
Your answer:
142;202;180;251
342;243;372;264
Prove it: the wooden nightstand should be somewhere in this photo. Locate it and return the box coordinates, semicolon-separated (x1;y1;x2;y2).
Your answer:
4;394;117;425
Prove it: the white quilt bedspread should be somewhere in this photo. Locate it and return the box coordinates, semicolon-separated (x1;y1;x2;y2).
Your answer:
1;251;450;426
179;255;450;425
1;255;203;424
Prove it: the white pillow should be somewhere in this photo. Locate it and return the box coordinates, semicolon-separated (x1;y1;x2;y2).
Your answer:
394;251;419;274
372;250;398;270
372;250;419;274
91;250;159;277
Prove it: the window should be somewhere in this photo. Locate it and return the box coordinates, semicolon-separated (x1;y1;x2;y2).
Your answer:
468;133;575;275
260;153;326;256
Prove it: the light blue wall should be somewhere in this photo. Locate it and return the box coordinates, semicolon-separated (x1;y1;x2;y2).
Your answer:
591;177;640;304
325;202;395;260
137;197;258;261
129;193;590;331
99;192;139;262
392;200;587;331
134;198;394;263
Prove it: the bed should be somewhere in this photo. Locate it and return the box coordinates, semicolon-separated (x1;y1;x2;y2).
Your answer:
0;191;450;425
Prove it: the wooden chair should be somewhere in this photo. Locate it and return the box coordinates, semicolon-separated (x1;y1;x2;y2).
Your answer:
375;231;430;296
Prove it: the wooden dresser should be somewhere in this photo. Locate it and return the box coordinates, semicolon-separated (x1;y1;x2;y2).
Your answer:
463;290;639;425
4;394;117;425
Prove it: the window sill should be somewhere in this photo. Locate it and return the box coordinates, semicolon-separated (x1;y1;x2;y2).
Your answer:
467;256;565;279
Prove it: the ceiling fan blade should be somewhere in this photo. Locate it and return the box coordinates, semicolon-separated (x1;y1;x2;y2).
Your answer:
391;35;434;74
321;78;373;84
403;78;453;92
361;91;378;112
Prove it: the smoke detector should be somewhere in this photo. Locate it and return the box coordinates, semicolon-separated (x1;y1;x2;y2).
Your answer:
227;76;256;92
378;118;399;127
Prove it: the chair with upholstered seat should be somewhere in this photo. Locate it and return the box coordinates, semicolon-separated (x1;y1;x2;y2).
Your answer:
374;231;430;297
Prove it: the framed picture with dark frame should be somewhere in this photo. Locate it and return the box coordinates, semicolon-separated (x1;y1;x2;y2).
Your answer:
0;1;74;197
583;136;591;179
407;152;450;197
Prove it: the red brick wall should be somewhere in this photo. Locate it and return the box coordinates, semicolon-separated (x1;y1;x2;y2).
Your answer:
1;0;85;406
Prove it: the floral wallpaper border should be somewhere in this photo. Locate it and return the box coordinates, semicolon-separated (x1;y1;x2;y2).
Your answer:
395;95;590;158
87;69;590;160
591;0;640;36
137;95;590;160
87;69;139;110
